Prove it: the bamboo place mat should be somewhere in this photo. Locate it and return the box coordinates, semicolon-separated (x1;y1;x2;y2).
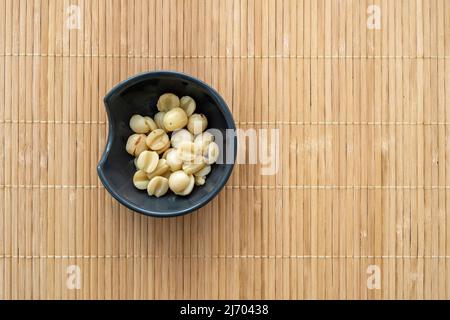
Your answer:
1;0;450;300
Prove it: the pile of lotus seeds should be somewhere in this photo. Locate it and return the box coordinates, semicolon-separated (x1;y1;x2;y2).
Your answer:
126;93;220;197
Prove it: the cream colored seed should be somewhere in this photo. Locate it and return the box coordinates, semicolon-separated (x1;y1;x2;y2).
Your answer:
168;170;191;194
194;165;211;177
166;148;183;171
194;131;215;152
126;134;140;155
182;161;206;175
133;170;150;190
136;150;159;173
129;114;158;133
146;129;170;151
171;129;193;149
157;93;180;112
180;96;196;116
154;112;167;131
146;159;170;180
156;140;171;155
203;141;220;164
135;142;148;156
147;176;169;197
129;115;148;133
177;174;195;196
161;147;173;159
126;134;148;156
195;176;206;186
144;116;158;131
161;170;172;179
163;107;188;132
187;113;208;135
177;141;202;162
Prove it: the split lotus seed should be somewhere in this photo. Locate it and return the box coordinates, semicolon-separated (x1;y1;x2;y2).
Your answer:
126;134;148;156
130;114;157;133
136;150;159;173
157;93;180;112
176;175;195;196
168;170;191;194
133;170;150;190
147;176;169;197
171;129;194;149
163;107;188;132
180;96;196;116
154;112;167;131
182;162;206;175
187;113;208;135
166;148;183;171
156;140;171;155
146;159;170;181
146;129;170;151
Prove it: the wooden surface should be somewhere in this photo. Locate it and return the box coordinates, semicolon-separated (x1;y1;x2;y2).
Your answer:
1;0;450;300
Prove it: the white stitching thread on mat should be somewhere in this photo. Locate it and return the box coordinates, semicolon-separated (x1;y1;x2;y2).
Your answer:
0;255;450;259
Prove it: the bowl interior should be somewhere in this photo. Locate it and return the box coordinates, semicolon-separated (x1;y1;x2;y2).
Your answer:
100;73;235;217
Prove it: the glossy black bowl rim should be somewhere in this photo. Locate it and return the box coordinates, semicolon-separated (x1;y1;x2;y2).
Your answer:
97;71;237;218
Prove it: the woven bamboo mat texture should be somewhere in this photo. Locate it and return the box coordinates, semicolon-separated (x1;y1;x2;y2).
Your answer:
1;0;450;300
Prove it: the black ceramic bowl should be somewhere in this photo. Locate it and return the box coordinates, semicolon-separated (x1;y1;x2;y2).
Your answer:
98;71;236;217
